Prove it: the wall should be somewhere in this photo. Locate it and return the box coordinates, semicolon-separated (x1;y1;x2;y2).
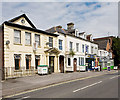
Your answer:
4;24;58;69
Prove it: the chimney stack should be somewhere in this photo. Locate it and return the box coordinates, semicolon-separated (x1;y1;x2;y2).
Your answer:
67;22;74;30
56;25;62;29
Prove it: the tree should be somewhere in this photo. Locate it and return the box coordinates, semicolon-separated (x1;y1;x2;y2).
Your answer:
112;37;120;66
69;49;75;57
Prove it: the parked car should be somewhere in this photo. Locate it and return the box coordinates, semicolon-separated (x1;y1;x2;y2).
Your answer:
114;66;118;70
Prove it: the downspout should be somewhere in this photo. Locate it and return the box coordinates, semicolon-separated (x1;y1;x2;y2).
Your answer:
2;24;5;80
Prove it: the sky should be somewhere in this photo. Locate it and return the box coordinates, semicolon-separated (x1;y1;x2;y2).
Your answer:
1;1;118;38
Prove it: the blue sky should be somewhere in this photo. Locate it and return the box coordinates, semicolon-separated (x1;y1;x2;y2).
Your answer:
1;2;118;38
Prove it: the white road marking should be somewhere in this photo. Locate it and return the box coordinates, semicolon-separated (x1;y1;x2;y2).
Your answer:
4;71;117;98
110;75;120;79
73;81;102;93
22;96;30;99
15;96;30;100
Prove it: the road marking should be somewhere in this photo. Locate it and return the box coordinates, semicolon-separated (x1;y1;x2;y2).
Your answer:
3;71;117;98
110;75;120;79
73;81;102;93
14;96;30;100
22;96;30;99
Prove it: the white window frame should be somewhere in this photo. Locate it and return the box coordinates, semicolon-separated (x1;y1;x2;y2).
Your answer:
14;29;21;44
35;34;40;46
25;32;31;45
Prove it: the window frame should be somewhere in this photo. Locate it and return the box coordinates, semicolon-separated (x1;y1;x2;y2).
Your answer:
79;57;81;66
14;54;21;70
91;46;94;54
14;29;21;44
35;34;40;46
81;57;84;65
68;58;71;66
59;39;63;50
82;44;84;53
70;41;73;51
76;43;79;52
25;32;31;45
49;37;53;47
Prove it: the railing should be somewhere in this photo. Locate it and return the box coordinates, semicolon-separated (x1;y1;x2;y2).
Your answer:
4;66;38;79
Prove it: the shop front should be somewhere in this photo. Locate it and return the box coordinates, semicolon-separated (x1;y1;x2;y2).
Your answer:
86;54;96;71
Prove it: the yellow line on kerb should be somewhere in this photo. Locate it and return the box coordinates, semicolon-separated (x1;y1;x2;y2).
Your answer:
3;71;117;98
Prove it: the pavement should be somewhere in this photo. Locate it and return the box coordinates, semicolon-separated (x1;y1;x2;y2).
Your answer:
2;70;118;98
9;72;119;99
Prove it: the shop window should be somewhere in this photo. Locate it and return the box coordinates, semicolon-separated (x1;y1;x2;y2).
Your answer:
81;58;84;65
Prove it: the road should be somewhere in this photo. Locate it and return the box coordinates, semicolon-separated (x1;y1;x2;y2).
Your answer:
3;72;119;99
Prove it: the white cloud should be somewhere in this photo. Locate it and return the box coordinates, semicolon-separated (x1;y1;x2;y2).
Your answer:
2;2;118;38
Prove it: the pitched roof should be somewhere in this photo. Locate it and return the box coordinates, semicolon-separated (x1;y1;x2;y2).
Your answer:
46;26;98;45
94;39;108;50
79;32;85;35
4;21;59;37
46;27;66;34
86;34;92;41
93;36;114;41
8;14;36;29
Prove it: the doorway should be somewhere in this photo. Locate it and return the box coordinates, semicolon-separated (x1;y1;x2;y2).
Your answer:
49;56;54;73
35;55;40;69
59;56;64;73
73;58;77;72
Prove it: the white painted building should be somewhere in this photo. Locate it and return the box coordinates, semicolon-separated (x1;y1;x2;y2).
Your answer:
98;49;113;69
46;23;98;72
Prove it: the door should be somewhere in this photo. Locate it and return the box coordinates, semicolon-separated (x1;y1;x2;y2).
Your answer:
59;56;64;73
49;56;54;73
35;55;40;69
73;58;77;72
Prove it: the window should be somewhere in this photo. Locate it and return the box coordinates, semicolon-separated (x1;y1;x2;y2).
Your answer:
86;45;89;53
26;55;31;69
49;37;53;47
35;34;40;46
59;39;62;50
100;51;102;56
68;58;71;66
25;32;31;45
14;30;21;44
109;39;111;43
81;58;84;65
14;54;21;70
87;46;89;53
91;46;93;54
79;57;81;66
76;43;79;52
82;44;84;53
70;42;73;50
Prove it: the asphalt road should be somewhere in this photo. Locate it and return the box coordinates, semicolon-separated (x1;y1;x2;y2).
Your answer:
4;72;119;99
